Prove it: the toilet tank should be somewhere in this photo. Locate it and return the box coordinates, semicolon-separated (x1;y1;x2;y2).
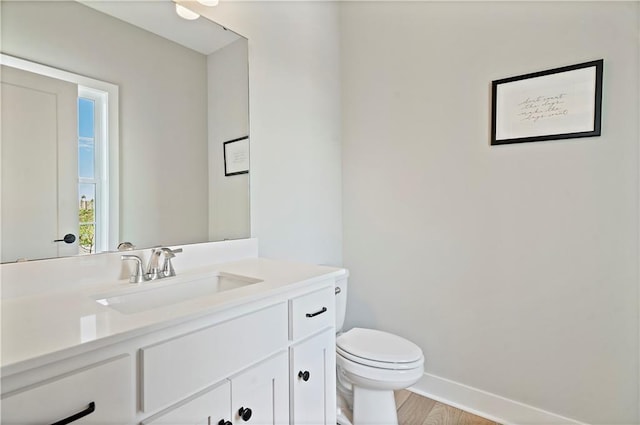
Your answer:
335;271;349;333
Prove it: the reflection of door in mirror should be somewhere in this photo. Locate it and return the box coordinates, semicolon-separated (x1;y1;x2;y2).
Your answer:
1;1;249;262
1;53;119;263
1;65;79;262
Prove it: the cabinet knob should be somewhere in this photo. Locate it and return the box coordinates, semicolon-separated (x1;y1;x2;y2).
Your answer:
238;407;252;421
218;420;232;425
298;370;310;381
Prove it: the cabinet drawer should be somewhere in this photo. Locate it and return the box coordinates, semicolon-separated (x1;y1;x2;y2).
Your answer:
142;381;230;425
289;286;334;340
141;302;288;413
1;355;133;425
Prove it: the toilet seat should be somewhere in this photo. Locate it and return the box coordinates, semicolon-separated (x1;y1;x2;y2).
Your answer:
337;347;424;370
336;328;424;370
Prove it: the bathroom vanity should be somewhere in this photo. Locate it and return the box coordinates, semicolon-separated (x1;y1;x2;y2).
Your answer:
1;240;341;424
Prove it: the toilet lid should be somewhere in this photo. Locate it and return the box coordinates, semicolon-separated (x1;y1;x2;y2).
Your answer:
336;328;423;365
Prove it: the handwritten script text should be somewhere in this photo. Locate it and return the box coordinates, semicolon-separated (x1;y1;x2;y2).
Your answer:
517;94;568;123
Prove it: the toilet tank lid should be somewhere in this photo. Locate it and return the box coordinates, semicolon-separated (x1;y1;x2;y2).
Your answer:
336;328;423;364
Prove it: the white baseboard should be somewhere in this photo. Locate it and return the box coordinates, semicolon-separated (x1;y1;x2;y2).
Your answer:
409;373;588;425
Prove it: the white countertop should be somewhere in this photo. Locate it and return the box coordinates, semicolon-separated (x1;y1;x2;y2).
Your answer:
1;257;344;376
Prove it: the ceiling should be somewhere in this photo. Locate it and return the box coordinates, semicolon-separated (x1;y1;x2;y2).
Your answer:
81;0;242;56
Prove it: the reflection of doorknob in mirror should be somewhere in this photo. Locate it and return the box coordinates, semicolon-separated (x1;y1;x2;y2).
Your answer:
117;242;135;251
53;234;76;244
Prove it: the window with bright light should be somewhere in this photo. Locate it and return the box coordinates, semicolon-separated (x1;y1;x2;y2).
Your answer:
78;87;108;254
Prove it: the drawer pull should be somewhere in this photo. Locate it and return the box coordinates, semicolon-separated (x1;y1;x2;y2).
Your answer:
298;370;310;381
306;307;327;318
238;407;252;421
50;401;95;425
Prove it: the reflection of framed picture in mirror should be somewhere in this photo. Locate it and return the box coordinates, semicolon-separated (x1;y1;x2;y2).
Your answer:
491;60;603;145
224;136;249;176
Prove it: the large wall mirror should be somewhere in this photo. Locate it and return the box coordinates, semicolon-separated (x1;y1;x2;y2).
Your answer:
1;1;250;263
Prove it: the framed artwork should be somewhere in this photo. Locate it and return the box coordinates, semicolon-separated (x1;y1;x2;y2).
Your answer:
224;136;249;176
491;60;603;145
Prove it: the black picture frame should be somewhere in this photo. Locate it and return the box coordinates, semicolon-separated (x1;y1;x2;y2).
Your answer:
491;60;603;145
223;136;249;176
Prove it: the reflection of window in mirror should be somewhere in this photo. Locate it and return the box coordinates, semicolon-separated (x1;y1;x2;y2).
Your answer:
77;86;109;255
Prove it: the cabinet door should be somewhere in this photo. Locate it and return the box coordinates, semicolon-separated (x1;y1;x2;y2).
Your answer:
1;355;133;425
230;352;289;425
290;329;336;425
143;381;231;425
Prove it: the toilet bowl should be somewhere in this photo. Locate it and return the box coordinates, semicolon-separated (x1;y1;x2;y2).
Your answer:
335;276;425;425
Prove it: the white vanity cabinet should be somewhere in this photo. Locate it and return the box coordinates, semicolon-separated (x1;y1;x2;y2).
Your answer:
140;283;335;425
1;355;133;425
140;283;336;425
1;271;340;425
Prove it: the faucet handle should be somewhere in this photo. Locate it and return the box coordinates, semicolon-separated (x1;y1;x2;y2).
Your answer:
161;247;182;277
121;254;146;284
162;247;183;257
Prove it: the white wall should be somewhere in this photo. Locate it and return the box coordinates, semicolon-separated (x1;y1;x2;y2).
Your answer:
341;2;638;423
194;2;343;265
1;1;209;249
208;38;250;241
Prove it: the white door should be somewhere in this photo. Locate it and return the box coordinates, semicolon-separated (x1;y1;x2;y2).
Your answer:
1;65;78;262
230;352;289;425
290;329;337;424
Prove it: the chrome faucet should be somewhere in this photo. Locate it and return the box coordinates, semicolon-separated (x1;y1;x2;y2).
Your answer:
121;247;183;284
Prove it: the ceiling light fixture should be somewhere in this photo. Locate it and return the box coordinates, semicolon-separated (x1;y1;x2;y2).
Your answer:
197;0;219;6
175;4;200;20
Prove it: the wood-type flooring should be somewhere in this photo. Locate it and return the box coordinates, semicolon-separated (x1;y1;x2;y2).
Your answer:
395;390;500;425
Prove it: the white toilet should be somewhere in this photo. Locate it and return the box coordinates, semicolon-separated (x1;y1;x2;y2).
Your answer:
335;274;424;425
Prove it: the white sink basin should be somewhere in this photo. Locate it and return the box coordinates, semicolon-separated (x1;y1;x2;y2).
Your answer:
92;273;262;314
